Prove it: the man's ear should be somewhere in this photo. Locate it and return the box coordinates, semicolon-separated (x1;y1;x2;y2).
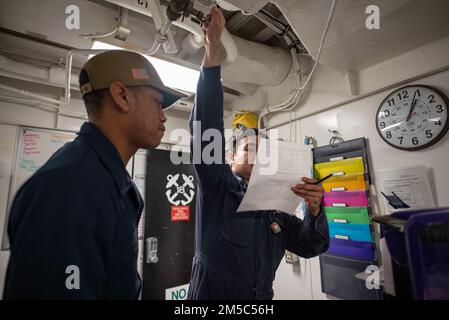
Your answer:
226;150;235;165
109;82;132;113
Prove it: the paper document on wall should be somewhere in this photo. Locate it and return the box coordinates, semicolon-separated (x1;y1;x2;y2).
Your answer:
237;139;312;215
378;165;436;214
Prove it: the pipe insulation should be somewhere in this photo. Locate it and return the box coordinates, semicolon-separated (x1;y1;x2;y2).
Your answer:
0;54;78;87
104;0;291;89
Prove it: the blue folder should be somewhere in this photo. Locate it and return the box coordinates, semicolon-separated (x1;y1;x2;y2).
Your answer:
328;238;375;261
329;223;373;242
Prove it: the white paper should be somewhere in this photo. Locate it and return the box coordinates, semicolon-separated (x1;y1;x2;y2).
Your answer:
237;139;312;215
133;173;146;239
378;165;436;214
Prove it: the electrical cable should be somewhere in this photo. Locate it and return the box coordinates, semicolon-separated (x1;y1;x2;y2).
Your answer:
258;0;337;128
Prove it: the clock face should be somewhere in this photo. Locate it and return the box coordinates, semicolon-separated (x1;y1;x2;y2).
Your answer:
376;85;449;150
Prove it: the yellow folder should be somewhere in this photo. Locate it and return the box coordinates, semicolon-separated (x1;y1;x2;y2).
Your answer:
314;157;365;179
322;174;367;192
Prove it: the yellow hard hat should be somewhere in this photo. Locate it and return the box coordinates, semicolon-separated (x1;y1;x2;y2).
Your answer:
232;111;258;130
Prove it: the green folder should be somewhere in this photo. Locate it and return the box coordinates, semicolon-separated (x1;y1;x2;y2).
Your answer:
324;207;370;224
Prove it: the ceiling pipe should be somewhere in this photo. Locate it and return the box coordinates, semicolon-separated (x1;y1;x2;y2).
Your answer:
0;54;49;80
0;83;62;105
103;0;222;55
101;0;238;66
103;0;290;94
0;50;102;106
0;54;81;105
181;33;203;56
0;54;79;86
147;20;173;55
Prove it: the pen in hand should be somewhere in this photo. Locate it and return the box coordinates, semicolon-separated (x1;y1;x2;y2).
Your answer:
313;173;334;185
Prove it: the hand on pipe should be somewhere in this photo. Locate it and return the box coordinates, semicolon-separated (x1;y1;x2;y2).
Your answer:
201;6;225;67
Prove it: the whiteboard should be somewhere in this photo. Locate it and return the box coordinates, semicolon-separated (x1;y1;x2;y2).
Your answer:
2;127;76;250
0;125;19;252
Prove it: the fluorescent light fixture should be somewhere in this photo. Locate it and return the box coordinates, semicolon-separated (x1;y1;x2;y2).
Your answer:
90;41;199;93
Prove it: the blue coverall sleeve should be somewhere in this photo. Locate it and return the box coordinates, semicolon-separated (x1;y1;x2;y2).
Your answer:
189;66;231;189
284;206;330;258
4;168;118;299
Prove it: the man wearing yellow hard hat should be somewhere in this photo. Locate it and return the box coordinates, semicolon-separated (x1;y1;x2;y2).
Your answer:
187;6;328;301
232;111;259;131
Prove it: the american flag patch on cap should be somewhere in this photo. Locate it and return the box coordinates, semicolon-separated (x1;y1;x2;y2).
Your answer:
131;68;150;80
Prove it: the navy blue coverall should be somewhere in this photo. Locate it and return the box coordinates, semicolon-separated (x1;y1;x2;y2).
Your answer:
187;66;330;300
4;122;143;299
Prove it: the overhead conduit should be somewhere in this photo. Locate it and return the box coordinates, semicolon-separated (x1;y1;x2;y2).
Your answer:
0;54;78;88
1;0;295;115
0;53;82;108
104;0;292;93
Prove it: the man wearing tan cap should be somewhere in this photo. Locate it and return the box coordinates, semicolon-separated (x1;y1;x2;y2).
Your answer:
4;50;184;299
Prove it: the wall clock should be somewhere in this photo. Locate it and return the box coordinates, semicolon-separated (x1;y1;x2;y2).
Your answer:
376;85;449;151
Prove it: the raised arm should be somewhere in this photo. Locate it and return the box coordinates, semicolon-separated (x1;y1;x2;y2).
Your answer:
189;7;229;189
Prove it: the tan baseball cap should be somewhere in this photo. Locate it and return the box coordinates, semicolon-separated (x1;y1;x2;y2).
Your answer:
79;50;187;109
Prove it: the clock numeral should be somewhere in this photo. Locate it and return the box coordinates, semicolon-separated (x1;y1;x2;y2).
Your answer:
436;105;444;113
386;131;392;139
397;91;409;100
415;89;421;97
387;98;395;107
428;95;436;104
412;137;419;145
435;120;442;126
426;130;433;139
383;109;391;117
398;136;403;145
380;122;386;129
403;91;409;99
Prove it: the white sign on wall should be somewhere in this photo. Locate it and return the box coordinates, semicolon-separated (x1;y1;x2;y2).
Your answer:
378;165;436;214
165;283;189;300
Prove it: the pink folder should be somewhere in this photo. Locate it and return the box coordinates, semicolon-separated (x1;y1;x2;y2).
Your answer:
323;191;368;207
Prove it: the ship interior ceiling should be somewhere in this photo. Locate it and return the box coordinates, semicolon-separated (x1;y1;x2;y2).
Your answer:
0;0;449;302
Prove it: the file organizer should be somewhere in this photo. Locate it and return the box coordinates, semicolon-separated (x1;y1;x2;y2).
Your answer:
322;191;369;207
319;254;380;300
321;174;366;192
329;223;373;242
324;207;370;224
328;239;375;261
314;157;365;178
313;138;382;300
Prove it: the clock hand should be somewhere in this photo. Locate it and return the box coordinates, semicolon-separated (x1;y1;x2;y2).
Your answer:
406;91;418;122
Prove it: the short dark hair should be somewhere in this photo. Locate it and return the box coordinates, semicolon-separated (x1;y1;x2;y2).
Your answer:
82;90;107;116
79;68;107;116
